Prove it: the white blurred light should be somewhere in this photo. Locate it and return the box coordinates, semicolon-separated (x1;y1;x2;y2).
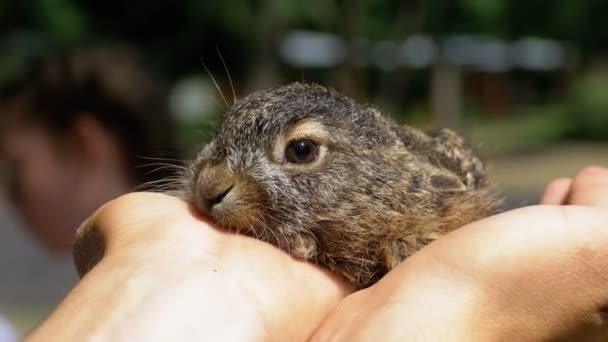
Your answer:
444;35;511;72
443;36;512;72
277;30;570;72
169;77;217;122
511;37;565;70
443;35;477;66
401;34;437;68
472;38;510;72
279;30;346;67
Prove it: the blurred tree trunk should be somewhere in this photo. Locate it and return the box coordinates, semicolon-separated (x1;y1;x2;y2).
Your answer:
430;60;463;130
246;0;285;93
376;1;426;118
330;0;366;101
377;0;425;117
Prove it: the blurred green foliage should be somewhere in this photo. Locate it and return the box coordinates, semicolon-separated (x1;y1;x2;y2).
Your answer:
177;114;221;155
2;0;608;153
471;68;608;155
569;70;608;140
469;105;569;155
3;0;608;78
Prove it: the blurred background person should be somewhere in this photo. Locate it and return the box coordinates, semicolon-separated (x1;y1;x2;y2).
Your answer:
2;0;608;335
0;43;178;335
0;44;178;252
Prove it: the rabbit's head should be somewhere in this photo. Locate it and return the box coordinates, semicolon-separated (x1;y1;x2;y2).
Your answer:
182;82;496;286
184;83;419;244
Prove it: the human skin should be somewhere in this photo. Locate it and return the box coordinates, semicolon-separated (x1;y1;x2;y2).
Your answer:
28;166;608;341
313;166;608;341
27;192;350;341
0;115;130;252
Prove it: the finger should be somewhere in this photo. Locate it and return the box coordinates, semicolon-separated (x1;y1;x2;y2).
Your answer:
72;192;196;277
567;166;608;207
540;177;572;205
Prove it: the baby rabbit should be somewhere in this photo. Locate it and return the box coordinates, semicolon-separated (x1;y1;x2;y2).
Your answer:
181;82;498;289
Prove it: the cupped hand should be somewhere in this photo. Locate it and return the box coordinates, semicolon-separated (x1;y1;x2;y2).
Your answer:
312;166;608;341
27;192;350;341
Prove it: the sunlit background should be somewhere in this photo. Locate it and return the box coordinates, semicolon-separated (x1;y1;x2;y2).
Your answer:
2;0;608;335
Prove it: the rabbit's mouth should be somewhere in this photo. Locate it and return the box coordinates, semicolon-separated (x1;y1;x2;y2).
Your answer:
192;178;266;233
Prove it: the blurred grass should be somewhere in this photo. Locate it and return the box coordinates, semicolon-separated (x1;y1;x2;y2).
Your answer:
469;104;570;156
467;104;608;201
488;142;608;204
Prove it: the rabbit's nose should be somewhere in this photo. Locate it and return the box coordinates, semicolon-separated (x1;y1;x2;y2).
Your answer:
196;165;235;214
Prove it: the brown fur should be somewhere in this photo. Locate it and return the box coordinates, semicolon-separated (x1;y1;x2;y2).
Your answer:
179;82;499;289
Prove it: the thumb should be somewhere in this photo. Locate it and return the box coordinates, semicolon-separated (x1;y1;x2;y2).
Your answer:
72;192;197;277
567;166;608;207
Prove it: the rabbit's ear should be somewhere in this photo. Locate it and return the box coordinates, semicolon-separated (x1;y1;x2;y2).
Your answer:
429;174;466;193
393;124;488;190
391;124;431;153
428;128;488;189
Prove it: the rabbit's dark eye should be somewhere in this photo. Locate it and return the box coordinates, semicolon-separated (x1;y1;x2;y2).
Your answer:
285;139;319;163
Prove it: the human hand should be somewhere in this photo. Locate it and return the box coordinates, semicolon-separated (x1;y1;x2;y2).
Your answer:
26;192;349;341
29;167;608;341
312;166;608;341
